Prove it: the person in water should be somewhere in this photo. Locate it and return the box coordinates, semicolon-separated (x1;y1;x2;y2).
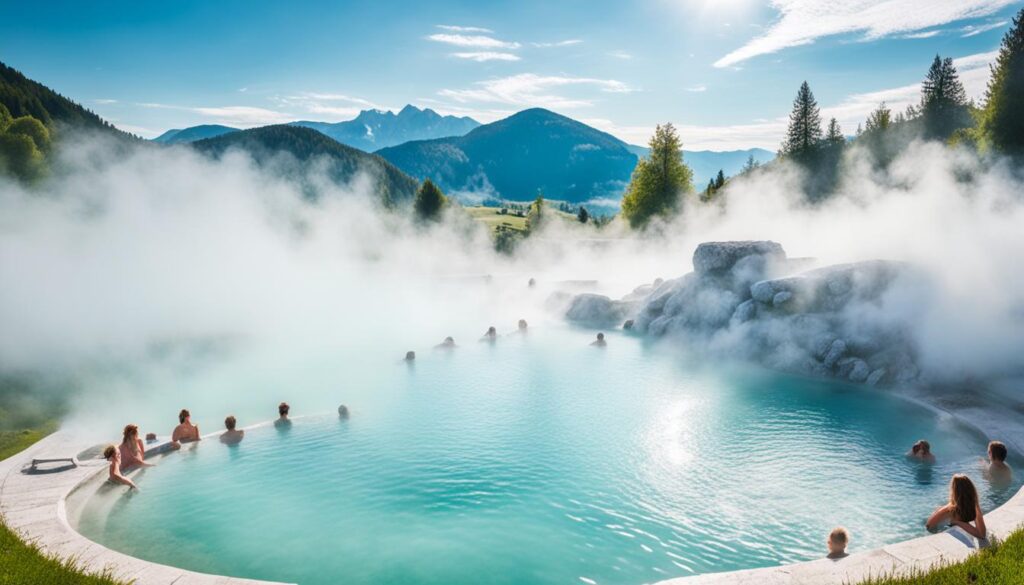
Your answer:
338;404;350;419
404;350;416;362
518;319;528;333
481;326;497;341
926;474;987;540
591;332;607;347
118;424;152;471
908;439;936;463
171;408;201;448
826;527;849;559
983;441;1012;487
435;336;456;349
103;445;137;490
220;415;245;444
273;402;292;429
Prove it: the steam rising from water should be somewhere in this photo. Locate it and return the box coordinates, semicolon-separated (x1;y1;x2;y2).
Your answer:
1;133;1022;439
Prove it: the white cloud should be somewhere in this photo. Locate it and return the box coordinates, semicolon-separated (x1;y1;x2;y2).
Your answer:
902;30;943;39
961;20;1009;37
532;39;583;48
271;93;392;121
438;74;635;109
451;52;521;62
94;99;118;105
137;103;296;127
436;25;493;33
714;0;1016;67
608;50;633;60
427;33;521;50
686;84;708;93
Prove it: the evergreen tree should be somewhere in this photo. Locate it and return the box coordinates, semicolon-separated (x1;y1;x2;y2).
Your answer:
864;102;892;133
714;169;725;190
619;123;693;229
825;118;844;145
920;55;970;139
526;192;545;231
739;153;760;175
0;103;11;131
576;205;589;224
980;7;1024;154
781;81;823;158
413;179;446;221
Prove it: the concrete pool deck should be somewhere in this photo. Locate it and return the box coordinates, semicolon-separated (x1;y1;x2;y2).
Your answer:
1;394;1022;585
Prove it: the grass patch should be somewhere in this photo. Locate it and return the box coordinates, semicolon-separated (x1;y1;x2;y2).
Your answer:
859;528;1024;584
0;420;58;461
465;206;529;234
0;521;128;585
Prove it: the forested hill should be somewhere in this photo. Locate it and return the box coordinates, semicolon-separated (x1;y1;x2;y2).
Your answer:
377;108;637;203
192;125;419;206
0;61;138;140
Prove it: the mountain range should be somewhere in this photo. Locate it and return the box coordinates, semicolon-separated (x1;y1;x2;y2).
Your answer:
290;105;479;152
153;124;237;144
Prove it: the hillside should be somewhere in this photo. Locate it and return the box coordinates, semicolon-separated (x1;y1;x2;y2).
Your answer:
377;108;637;204
0;61;137;140
192;125;419;205
292;105;479;152
153;124;237;144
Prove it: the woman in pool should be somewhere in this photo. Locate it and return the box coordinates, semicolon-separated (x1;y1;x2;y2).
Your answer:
926;474;987;540
118;424;152;471
907;439;935;463
220;415;245;444
171;408;201;447
103;445;137;490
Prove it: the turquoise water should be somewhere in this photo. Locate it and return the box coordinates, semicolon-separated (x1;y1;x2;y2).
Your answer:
75;328;1019;585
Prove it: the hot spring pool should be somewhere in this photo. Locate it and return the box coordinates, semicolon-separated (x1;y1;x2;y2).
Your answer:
73;328;1019;585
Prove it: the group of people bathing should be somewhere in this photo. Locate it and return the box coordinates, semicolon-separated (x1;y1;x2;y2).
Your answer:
824;439;1013;560
400;320;606;360
103;402;324;490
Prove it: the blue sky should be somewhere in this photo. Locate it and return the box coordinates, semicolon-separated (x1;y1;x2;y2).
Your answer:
1;0;1020;149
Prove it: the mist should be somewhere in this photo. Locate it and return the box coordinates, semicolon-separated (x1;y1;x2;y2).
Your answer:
2;132;1023;440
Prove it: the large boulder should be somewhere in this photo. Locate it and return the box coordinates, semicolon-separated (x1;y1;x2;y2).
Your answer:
564;293;633;327
692;241;786;277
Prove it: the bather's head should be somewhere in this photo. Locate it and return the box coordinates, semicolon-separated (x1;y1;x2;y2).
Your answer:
338;404;350;419
597;333;605;341
988;441;1007;463
828;527;848;555
179;408;191;424
278;402;290;418
225;415;237;431
948;474;979;523
914;440;931;455
487;326;496;336
103;445;117;461
122;424;139;443
518;319;528;330
405;350;416;361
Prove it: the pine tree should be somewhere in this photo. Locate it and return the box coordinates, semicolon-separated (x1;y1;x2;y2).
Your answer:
825;118;844;145
864;102;892;133
980;7;1024;154
714;169;725;190
620;123;694;229
526;192;545;231
739;154;760;175
577;206;589;224
920;55;970;139
781;81;823;158
413;179;446;221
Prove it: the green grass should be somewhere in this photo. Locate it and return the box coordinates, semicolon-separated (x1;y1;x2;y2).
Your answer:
0;420;130;585
858;528;1024;584
465;206;529;234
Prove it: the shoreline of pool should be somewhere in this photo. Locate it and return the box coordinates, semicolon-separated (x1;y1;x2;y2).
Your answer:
2;397;1022;585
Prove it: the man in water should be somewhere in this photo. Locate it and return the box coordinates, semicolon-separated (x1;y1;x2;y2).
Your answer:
220;415;245;445
983;441;1012;487
590;332;607;347
171;408;201;449
908;439;936;463
435;336;456;349
404;350;416;362
338;404;350;419
274;402;292;429
481;326;497;342
517;319;528;333
826;527;849;559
